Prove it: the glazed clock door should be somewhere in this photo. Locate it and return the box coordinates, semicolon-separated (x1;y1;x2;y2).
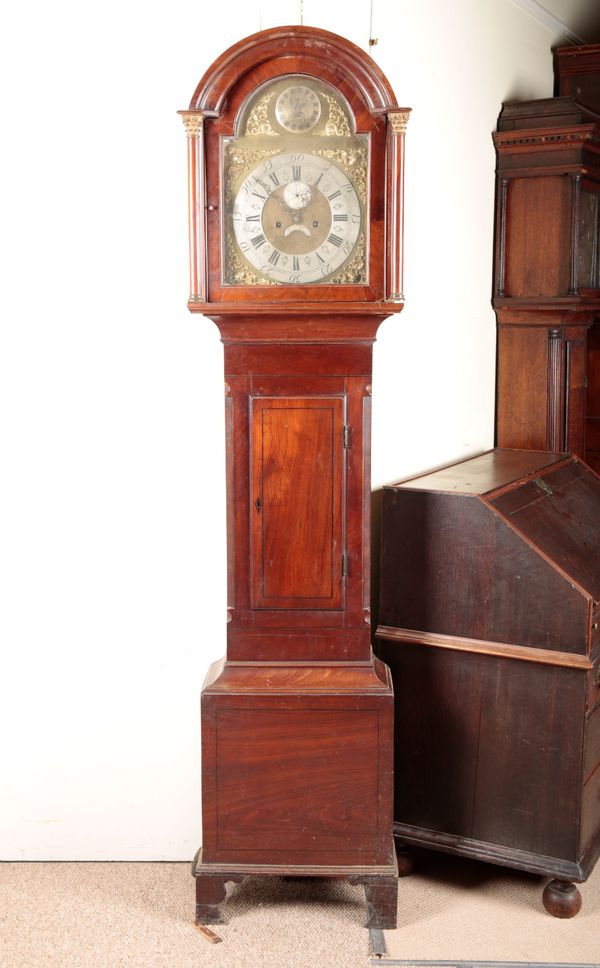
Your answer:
250;394;345;610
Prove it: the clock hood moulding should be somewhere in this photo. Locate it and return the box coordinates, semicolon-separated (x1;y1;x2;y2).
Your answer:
179;25;410;313
188;25;400;118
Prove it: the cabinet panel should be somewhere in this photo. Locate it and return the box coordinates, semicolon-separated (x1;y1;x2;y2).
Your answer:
384;642;583;861
586;323;600;471
584;702;600;782
379;485;589;653
496;327;549;450
251;396;344;610
504;176;571;298
472;660;583;860
214;706;380;855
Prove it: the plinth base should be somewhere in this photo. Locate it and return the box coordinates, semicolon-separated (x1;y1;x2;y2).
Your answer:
192;847;399;929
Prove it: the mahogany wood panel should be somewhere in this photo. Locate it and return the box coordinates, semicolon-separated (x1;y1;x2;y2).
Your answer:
202;657;392;693
214;706;379;851
223;341;372;376
220;360;371;660
223;361;374;661
200;661;394;868
226;629;370;663
250;396;343;609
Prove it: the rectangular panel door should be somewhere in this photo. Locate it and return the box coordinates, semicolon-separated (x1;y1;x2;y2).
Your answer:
250;395;344;610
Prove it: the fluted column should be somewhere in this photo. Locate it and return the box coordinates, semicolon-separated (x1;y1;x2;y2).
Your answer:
179;111;206;303
547;329;566;451
386;109;411;302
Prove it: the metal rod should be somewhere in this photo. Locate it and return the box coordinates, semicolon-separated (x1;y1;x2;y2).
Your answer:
368;927;387;958
371;962;599;968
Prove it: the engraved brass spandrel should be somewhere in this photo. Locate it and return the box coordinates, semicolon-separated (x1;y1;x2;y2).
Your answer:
240;75;354;138
223;143;283;202
322;93;351;137
245;92;278;136
224;234;276;286
310;144;368;205
328;235;366;285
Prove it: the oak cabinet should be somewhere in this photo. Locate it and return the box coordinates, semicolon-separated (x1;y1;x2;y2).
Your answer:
377;449;600;918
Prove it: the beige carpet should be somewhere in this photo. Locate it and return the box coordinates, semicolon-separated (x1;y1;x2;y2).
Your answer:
0;855;598;968
386;851;599;964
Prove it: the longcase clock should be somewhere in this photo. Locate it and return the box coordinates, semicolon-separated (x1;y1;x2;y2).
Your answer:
493;44;600;467
179;26;410;929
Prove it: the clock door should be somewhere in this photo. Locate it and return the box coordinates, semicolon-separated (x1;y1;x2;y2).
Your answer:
250;395;344;610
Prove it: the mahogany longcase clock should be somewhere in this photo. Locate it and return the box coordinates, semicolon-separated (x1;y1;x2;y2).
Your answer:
179;26;410;929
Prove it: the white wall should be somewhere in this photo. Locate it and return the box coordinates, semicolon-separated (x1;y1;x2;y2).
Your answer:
0;0;577;859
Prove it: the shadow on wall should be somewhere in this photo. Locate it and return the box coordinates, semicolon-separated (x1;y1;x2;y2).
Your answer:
503;17;600;103
571;11;600;45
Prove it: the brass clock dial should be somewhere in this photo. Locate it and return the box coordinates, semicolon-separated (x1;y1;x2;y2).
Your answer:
275;85;322;133
231;151;362;285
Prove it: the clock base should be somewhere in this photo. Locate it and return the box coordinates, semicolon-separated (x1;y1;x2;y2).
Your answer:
192;848;399;929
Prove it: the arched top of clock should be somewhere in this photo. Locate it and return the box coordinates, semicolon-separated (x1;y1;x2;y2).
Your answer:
189;25;399;118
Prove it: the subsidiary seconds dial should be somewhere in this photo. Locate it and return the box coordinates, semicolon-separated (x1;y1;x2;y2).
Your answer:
231;152;362;285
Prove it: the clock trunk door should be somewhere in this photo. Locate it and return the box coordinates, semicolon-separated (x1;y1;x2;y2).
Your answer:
250;396;344;610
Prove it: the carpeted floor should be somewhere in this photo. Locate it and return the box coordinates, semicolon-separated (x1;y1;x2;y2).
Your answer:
1;853;598;968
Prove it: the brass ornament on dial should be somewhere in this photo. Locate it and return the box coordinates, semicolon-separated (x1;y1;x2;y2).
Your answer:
275;85;322;132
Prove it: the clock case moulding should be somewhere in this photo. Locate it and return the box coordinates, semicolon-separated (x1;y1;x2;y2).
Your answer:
179;26;410;930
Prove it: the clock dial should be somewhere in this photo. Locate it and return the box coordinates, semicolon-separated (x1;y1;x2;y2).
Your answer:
275;85;322;133
231;152;362;285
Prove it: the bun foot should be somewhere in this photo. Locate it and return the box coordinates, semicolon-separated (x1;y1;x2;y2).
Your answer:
394;840;416;877
542;879;582;918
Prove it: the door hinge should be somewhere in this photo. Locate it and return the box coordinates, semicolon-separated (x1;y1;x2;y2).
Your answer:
343;425;351;449
342;552;349;578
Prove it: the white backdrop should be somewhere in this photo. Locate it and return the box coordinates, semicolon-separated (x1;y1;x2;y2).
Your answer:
0;0;576;859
